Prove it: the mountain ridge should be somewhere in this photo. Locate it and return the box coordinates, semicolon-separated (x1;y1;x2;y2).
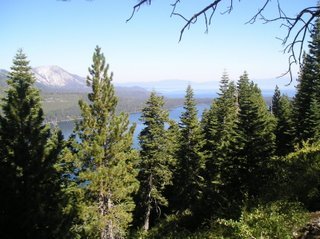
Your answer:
0;65;296;97
0;66;149;96
0;66;89;92
32;65;87;90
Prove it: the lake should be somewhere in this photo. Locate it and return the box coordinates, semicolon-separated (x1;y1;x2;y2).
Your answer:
58;104;210;148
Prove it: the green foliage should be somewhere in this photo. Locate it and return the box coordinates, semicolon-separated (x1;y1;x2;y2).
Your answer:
281;141;320;210
293;17;320;143
219;201;308;239
172;85;205;214
69;46;139;238
4;39;320;238
201;72;239;219
231;72;275;201
131;213;225;239
135;91;176;231
272;86;295;156
131;202;308;239
0;49;71;238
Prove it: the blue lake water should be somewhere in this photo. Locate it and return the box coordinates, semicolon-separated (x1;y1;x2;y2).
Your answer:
58;104;210;148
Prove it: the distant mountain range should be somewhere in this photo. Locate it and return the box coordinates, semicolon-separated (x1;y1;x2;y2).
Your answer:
116;78;297;98
0;65;296;97
0;66;87;92
0;66;150;98
0;69;8;87
115;80;218;98
0;65;296;122
0;66;152;122
32;65;87;91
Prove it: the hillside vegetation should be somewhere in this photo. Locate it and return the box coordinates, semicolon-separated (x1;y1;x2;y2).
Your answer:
2;18;320;237
0;69;212;122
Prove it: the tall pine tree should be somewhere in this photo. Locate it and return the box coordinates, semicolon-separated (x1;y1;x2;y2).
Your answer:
272;86;295;156
294;17;320;143
172;85;205;214
0;49;69;238
230;72;275;206
70;46;138;239
135;91;175;231
201;72;238;218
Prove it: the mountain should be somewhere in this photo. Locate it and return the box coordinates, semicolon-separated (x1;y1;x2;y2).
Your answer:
0;66;151;121
0;66;150;97
116;80;219;98
0;66;88;92
32;65;88;92
0;69;8;87
117;77;297;98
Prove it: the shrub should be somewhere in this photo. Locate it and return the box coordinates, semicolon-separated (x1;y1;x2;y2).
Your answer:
218;201;309;239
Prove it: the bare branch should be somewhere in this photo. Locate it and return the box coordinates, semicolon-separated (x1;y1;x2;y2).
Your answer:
246;0;271;24
174;0;224;41
260;5;320;81
170;0;181;17
128;1;320;80
204;12;209;34
126;0;151;23
221;0;233;15
171;12;189;22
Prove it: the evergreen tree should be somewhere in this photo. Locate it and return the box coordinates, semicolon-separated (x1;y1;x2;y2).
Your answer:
272;86;295;156
231;72;275;204
293;17;320;143
0;49;69;238
70;46;138;239
201;72;238;218
135;91;175;231
172;85;205;213
272;85;281;117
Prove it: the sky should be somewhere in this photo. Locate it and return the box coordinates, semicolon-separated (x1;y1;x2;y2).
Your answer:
1;0;317;86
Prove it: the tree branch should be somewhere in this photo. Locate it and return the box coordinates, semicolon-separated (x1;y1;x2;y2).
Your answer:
246;0;271;24
173;0;224;42
126;0;151;22
260;4;320;82
128;1;320;80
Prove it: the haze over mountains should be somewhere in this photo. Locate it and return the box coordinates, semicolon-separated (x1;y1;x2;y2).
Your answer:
0;66;151;122
0;65;296;97
117;78;296;98
0;66;150;97
1;66;90;92
0;66;87;92
0;65;296;122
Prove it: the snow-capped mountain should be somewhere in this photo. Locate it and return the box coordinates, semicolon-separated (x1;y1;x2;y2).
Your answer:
0;66;150;97
32;65;88;91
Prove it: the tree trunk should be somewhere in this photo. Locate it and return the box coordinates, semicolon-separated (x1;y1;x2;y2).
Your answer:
143;175;153;231
107;197;114;239
101;227;107;239
143;203;151;231
99;185;108;239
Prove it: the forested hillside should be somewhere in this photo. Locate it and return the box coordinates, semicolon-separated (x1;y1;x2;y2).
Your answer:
1;17;320;239
0;71;212;122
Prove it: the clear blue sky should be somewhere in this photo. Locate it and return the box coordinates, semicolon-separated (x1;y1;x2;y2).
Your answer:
0;0;317;85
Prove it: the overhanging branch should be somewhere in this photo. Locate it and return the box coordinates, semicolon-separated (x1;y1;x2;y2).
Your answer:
128;0;320;80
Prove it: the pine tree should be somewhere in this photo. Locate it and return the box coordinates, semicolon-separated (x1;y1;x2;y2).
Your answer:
272;85;281;117
0;49;69;238
135;91;175;231
272;86;295;156
70;46;138;239
201;72;238;218
231;72;275;204
293;17;320;143
172;85;205;213
205;72;238;170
